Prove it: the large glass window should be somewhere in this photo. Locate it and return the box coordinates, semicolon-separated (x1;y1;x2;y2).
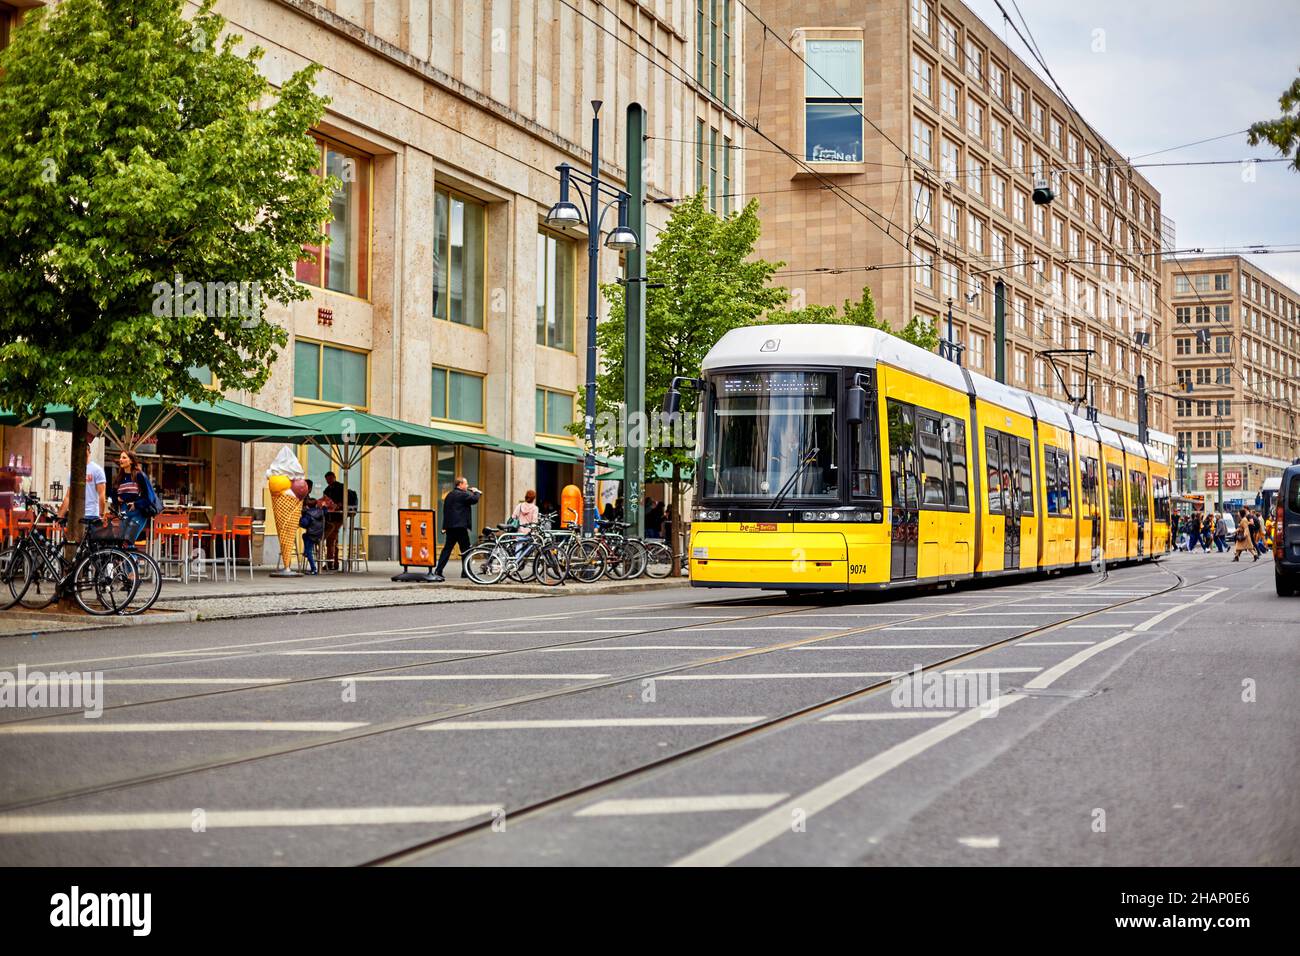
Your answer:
433;188;486;328
850;375;881;499
805;39;863;163
536;230;575;350
296;139;371;299
696;1;734;106
432;366;485;425
535;388;574;437
701;370;838;500
294;340;368;408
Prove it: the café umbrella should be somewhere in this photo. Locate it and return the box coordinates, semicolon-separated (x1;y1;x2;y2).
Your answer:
199;408;503;571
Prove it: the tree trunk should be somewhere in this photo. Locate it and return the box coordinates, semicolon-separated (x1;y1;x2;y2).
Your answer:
60;413;90;608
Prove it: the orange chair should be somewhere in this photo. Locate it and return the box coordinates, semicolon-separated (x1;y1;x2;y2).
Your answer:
153;513;193;583
229;515;255;579
194;515;231;581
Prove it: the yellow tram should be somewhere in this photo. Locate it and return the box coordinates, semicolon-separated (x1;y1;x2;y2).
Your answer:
684;324;1171;592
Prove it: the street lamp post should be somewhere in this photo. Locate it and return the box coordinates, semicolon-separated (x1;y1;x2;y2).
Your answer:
545;101;639;533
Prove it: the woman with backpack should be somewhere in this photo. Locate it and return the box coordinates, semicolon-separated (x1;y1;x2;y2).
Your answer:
108;449;159;545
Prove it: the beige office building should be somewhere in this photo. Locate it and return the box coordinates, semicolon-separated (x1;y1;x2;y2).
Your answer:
1164;255;1300;506
745;0;1170;445
0;0;745;558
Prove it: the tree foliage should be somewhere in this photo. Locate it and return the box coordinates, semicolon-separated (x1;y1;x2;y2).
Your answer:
0;0;334;425
1248;69;1300;172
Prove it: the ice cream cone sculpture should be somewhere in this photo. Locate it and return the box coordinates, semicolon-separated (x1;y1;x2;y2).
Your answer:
271;492;303;571
266;447;307;573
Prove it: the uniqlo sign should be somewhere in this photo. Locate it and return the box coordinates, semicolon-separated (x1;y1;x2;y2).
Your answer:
1205;470;1243;490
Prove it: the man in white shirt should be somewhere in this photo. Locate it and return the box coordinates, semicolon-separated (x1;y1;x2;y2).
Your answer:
58;440;107;523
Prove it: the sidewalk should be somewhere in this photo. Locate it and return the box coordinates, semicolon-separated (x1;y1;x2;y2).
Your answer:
0;560;691;636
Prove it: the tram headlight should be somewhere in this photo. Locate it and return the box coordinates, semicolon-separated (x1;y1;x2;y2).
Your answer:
693;509;722;522
801;510;876;522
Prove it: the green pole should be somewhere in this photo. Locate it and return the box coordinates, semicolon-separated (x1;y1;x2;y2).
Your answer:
624;102;647;537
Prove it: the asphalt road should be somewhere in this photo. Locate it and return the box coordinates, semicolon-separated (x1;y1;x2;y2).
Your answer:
0;552;1294;866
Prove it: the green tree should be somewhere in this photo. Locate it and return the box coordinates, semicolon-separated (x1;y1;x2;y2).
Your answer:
591;193;787;564
0;0;333;548
1248;69;1300;171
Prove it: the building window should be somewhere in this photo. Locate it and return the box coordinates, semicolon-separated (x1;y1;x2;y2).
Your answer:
293;340;368;408
696;1;733;105
536;388;575;438
805;39;863;163
939;18;958;60
723;135;733;215
695;118;706;194
940;137;959;179
914;182;934;229
970;332;985;369
296;138;371;299
431;366;485;426
911;0;931;35
912;54;933;100
940;75;959;119
536;230;576;351
710;126;719;212
988;62;1004;100
433;188;486;328
912;116;934;164
914;247;934;288
965;40;983;81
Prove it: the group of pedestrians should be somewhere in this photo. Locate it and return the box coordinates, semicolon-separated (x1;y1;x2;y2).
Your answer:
1172;508;1269;561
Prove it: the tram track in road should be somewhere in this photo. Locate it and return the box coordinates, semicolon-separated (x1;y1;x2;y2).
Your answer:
0;560;1250;820
360;558;1260;867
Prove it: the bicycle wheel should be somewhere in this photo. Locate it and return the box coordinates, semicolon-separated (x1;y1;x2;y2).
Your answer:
121;549;163;615
505;542;538;583
564;538;606;583
643;542;673;578
17;547;60;609
605;540;638;580
464;545;507;585
622;539;649;579
72;548;139;616
0;547;33;611
532;545;566;586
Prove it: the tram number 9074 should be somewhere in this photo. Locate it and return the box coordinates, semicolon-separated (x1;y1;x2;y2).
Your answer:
849;564;869;575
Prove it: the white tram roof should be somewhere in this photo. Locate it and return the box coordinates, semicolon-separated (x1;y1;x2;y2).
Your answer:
703;324;1162;457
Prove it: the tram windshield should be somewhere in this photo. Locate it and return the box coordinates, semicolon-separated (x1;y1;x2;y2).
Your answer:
700;370;838;500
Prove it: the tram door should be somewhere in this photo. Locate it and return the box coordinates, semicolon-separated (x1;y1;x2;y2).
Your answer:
1001;433;1022;569
888;402;920;581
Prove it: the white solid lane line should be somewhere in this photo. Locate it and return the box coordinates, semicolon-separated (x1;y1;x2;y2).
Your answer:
820;711;958;722
281;649;508;655
0;721;368;734
671;694;1026;867
884;625;1023;630
656;668;1041;681
422;717;766;731
575;794;788;817
0;806;501;835
8;678;282;686
466;629;632;635
347;674;608;681
1015;641;1096;646
792;644;979;650
536;645;753;652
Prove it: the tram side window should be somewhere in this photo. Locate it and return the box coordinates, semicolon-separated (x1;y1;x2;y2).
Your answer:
1081;456;1099;511
1045;447;1059;514
888;400;920;510
851;406;882;499
1153;477;1170;521
1018;438;1034;515
1057;449;1072;516
1130;470;1148;520
1107;464;1125;520
918;414;946;507
944;417;969;510
986;430;1003;514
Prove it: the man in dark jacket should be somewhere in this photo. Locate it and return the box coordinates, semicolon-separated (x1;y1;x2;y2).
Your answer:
433;476;481;581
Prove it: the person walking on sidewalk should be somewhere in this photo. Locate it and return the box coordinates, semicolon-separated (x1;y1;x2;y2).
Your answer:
433;476;481;582
1214;511;1228;553
108;449;158;545
1201;512;1215;553
1184;512;1200;552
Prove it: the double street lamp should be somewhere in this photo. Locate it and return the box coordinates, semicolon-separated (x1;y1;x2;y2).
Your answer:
545;100;639;533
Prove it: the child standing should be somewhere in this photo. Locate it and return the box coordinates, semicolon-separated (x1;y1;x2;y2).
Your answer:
299;497;326;574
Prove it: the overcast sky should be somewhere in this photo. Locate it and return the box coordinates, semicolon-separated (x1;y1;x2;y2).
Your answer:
963;0;1300;290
